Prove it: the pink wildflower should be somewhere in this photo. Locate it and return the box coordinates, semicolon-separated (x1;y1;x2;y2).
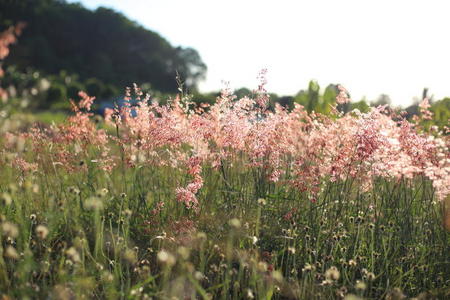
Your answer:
419;98;433;120
336;85;351;104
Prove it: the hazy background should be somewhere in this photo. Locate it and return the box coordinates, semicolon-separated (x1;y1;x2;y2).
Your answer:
68;0;450;107
1;0;449;123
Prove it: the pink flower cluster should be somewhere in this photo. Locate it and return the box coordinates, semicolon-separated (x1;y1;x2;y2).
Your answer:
105;78;449;205
4;75;449;208
418;98;433;120
336;85;351;105
14;91;113;173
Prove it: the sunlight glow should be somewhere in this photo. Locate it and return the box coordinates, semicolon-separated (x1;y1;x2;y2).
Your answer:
69;0;450;106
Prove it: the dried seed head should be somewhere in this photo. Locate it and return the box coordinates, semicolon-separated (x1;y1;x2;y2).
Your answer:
196;232;207;241
257;198;267;206
385;288;405;300
338;286;348;296
315;273;324;281
365;272;376;281
36;225;49;240
68;186;80;195
272;270;283;283
355;280;367;291
2;221;19;238
6;236;14;245
65;247;81;263
85;197;103;210
321;279;332;286
99;188;108;197
302;263;315;272
1;193;12;205
257;261;268;272
101;271;114;283
139;259;150;266
177;246;190;260
325;266;340;281
157;250;176;266
228;218;241;229
123;249;137;264
4;246;19;260
348;259;357;267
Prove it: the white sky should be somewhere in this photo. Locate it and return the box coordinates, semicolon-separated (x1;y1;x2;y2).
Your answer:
68;0;450;107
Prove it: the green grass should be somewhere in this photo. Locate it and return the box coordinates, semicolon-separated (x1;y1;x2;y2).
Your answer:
0;150;449;299
0;91;449;299
32;111;68;125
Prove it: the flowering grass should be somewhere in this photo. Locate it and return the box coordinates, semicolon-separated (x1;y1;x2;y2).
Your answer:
0;75;449;299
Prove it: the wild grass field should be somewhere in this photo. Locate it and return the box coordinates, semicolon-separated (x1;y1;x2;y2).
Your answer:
0;16;449;300
0;75;449;300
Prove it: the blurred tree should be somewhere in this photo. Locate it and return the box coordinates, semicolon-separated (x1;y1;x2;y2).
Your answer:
234;87;252;99
191;92;218;106
321;84;338;114
0;0;207;94
350;99;370;113
278;96;294;110
430;97;450;129
66;80;84;100
371;94;391;107
173;47;207;92
294;80;323;113
85;78;104;98
102;84;119;100
45;82;66;108
306;80;320;112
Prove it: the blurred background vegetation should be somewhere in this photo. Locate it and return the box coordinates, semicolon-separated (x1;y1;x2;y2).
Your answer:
0;0;448;128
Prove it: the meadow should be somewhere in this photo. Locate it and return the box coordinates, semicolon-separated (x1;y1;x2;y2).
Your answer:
0;74;449;300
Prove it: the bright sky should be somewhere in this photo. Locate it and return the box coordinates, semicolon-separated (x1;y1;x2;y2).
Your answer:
68;0;450;107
